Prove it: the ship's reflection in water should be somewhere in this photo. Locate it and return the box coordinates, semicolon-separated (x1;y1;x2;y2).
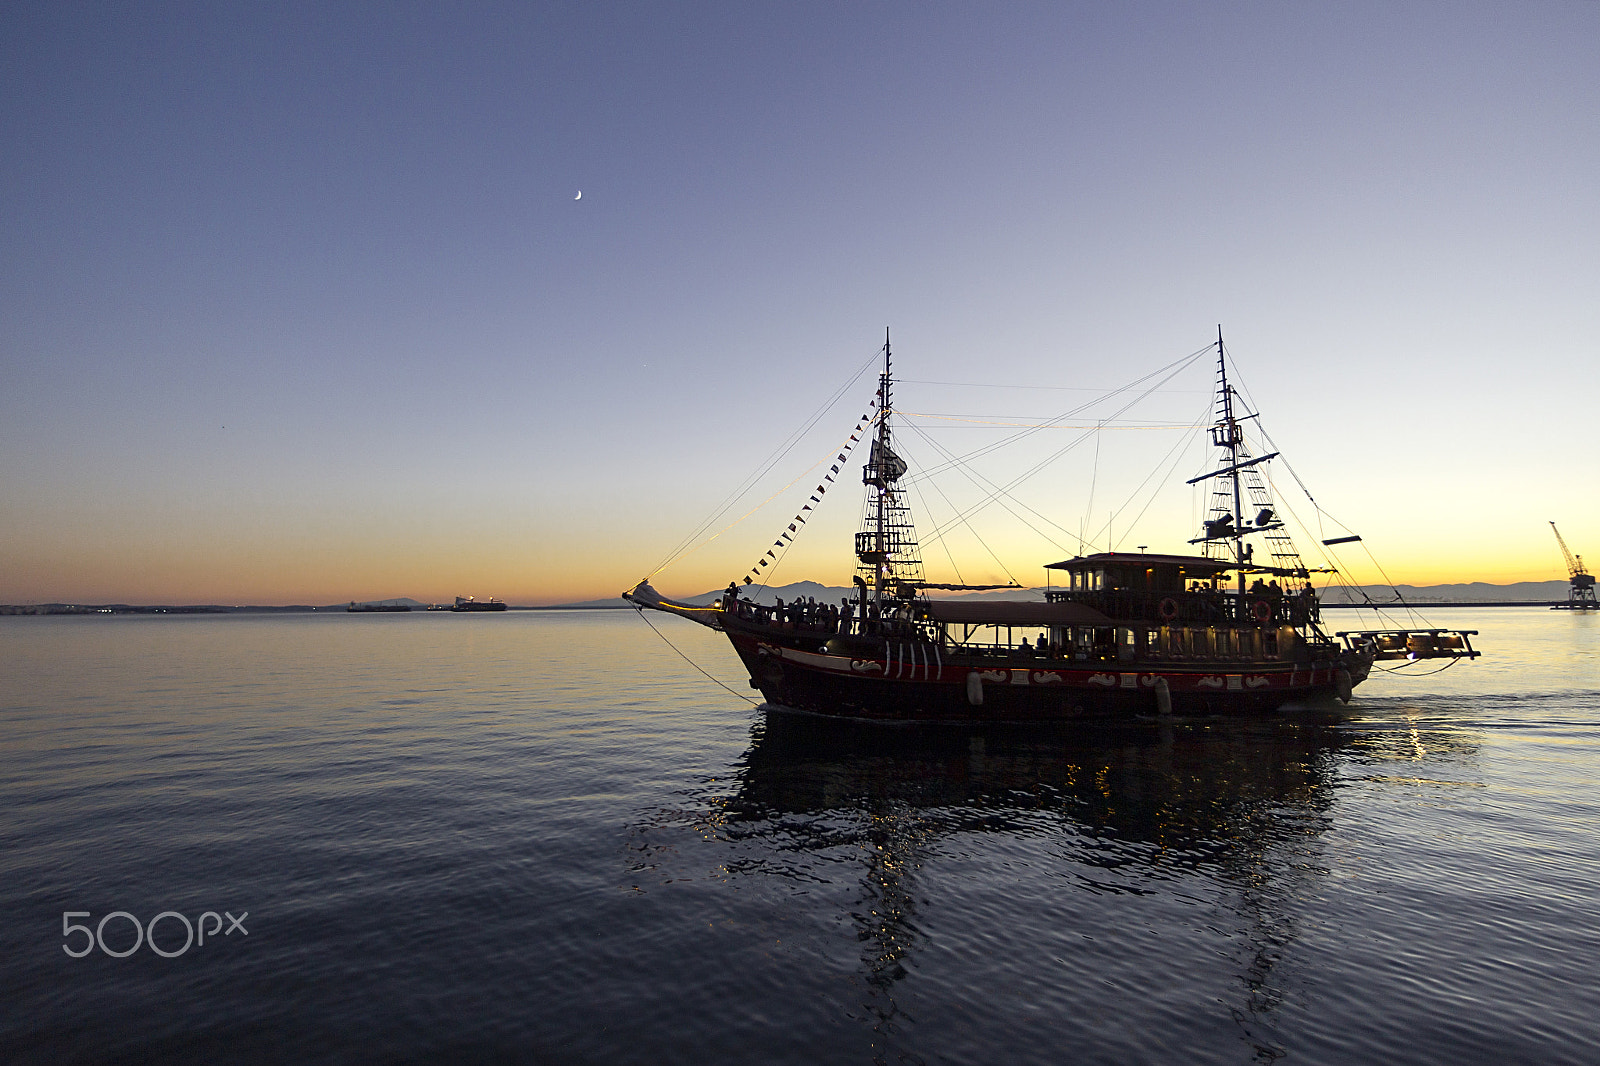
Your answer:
686;707;1365;1058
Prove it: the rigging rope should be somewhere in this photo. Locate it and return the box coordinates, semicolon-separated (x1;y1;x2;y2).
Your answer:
1373;657;1464;677
916;348;1212;551
1242;391;1437;630
899;411;1197;429
1209;348;1447;639
1084;425;1101;551
741;406;875;591
1106;395;1215;551
633;608;760;705
905;464;968;585
895;433;1020;587
903;345;1212;484
899;378;1210;394
645;345;881;580
898;415;1074;558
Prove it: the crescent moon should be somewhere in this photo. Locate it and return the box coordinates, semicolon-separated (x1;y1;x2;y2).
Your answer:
574;190;582;200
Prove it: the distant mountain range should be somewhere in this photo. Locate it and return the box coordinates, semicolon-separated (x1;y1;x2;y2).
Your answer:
1320;581;1572;604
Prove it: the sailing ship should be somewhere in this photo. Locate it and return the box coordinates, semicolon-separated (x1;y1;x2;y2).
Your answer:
626;332;1479;720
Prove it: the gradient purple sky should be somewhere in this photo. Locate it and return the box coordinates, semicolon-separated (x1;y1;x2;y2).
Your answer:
3;2;1596;604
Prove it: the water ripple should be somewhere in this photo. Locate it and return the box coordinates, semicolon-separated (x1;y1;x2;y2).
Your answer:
3;609;1599;1063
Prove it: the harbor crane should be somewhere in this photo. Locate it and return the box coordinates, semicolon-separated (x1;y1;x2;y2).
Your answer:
1550;522;1598;610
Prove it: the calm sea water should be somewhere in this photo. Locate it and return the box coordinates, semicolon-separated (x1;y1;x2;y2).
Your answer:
2;607;1597;1064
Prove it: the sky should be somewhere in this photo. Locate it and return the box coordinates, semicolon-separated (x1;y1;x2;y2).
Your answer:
3;1;1597;605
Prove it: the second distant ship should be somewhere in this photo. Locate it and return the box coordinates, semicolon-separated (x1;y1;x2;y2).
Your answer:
449;596;507;612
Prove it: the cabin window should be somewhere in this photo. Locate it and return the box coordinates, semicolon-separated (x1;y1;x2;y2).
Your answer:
1117;628;1136;661
1262;628;1279;658
1195;628;1214;658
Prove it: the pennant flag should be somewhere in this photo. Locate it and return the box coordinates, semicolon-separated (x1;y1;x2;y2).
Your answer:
737;402;887;581
743;576;752;584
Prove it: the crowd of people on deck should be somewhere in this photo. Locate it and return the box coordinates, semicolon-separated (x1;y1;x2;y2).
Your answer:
721;584;930;638
717;576;1322;654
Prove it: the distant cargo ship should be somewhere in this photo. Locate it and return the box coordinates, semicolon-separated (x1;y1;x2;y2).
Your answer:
449;596;507;612
347;602;412;613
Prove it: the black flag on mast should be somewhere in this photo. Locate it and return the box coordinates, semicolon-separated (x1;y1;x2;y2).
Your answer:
865;438;908;487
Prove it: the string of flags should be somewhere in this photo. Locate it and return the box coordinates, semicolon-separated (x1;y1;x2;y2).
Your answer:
744;402;876;586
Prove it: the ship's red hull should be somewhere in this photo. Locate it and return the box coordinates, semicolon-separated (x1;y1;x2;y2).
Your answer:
727;627;1364;721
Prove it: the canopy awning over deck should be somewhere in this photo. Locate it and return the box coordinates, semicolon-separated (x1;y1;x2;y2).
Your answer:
1044;552;1234;574
923;600;1114;626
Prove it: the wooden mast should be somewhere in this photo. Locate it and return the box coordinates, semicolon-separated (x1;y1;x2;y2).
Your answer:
874;328;890;611
1215;326;1248;596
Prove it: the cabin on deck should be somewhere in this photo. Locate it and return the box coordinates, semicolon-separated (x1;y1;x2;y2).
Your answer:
978;550;1323;664
1044;552;1316;627
921;574;1310;666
